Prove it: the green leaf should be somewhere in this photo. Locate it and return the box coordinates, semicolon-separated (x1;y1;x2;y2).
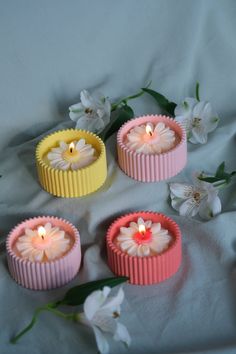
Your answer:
195;81;200;101
215;162;225;178
142;88;177;116
198;176;222;184
59;276;129;306
100;105;134;141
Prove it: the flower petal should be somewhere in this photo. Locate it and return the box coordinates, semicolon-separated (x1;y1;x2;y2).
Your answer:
69;110;84;121
137;244;150;257
75;116;105;134
84;289;108;321
120;240;135;252
199;195;222;220
150;223;161;233
80;90;93;108
192;101;206;118
75;139;86;150
93;326;110;354
114;322;131;347
25;228;36;237
191;126;208;144
174;97;197;116
170;196;185;212
137;217;145;226
69;102;84;113
59;141;68;150
169;183;193;199
102;287;124;312
179;198;199;217
93;313;117;334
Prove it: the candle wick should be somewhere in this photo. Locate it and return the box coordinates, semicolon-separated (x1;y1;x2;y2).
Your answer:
70;148;73;153
148;131;153;137
41;236;44;240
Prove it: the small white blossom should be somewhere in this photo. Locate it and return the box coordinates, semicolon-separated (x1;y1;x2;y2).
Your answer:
78;286;131;354
69;90;111;134
174;97;219;144
169;176;222;220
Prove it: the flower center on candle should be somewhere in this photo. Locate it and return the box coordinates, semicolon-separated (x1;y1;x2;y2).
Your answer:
133;225;152;245
143;123;160;144
32;226;52;250
146;123;153;137
62;142;80;163
69;142;75;154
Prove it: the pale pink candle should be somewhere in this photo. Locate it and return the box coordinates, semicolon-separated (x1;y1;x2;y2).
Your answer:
6;216;81;290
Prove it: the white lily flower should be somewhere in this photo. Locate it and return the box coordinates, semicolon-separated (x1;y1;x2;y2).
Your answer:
78;286;131;354
169;176;222;220
69;90;111;134
174;97;219;144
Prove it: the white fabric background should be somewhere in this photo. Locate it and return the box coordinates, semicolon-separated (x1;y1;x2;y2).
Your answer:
1;1;236;353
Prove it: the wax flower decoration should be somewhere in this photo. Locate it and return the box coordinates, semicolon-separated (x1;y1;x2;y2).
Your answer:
169;162;236;220
10;277;130;354
126;122;176;154
142;82;219;144
47;139;97;171
117;217;172;256
15;223;70;262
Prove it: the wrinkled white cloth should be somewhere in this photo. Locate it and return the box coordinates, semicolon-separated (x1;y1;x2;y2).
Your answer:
1;1;236;354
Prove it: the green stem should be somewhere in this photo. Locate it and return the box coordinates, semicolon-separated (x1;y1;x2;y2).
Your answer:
111;81;151;111
213;180;228;189
10;305;75;344
195;81;200;101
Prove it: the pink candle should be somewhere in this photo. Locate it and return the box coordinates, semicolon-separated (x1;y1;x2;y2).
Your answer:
6;216;81;290
106;211;182;285
117;115;187;182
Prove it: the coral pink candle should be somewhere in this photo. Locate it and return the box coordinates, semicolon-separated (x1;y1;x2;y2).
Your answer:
106;211;182;285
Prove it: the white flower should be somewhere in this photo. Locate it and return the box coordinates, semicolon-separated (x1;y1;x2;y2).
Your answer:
69;90;111;134
78;286;131;354
169;176;222;220
16;223;70;262
116;217;172;257
174;98;219;144
47;139;97;171
126;122;176;154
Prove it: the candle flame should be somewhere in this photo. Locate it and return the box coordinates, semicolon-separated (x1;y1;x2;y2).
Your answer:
69;142;75;153
146;123;153;137
138;224;146;235
38;226;46;240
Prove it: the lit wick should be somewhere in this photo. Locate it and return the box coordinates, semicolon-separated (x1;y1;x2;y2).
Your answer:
146;123;153;137
138;224;146;236
69;142;75;154
38;226;46;240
